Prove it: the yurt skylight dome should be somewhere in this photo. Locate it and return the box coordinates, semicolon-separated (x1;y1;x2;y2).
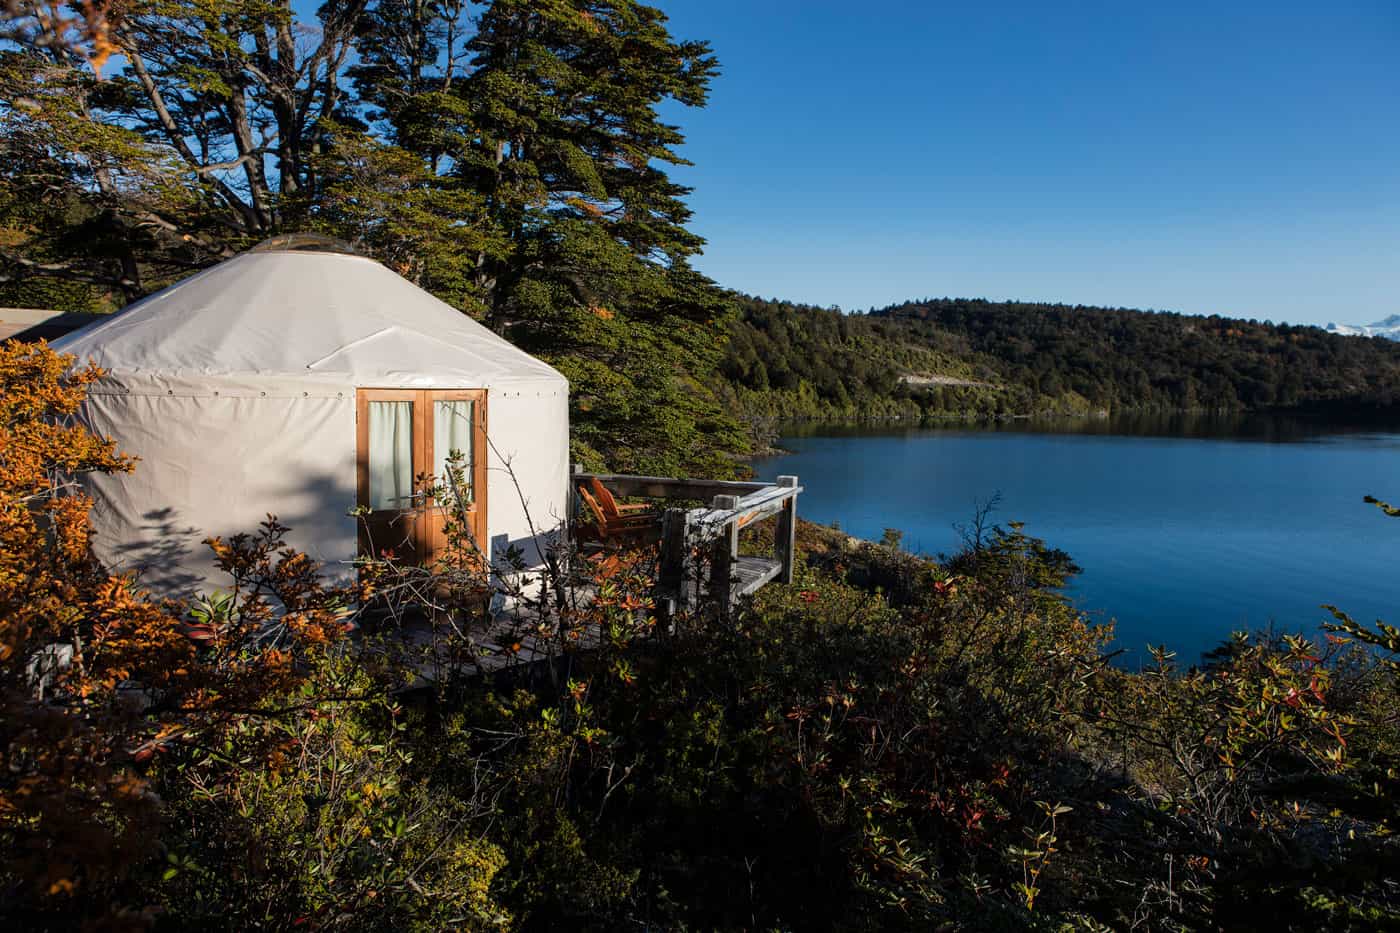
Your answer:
250;233;363;256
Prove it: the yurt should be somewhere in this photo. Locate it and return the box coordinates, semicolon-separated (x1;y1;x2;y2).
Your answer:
51;235;570;598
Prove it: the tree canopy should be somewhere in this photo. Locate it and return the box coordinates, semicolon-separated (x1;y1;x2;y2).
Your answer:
0;0;746;475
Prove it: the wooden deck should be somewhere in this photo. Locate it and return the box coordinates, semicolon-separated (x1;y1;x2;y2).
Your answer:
732;555;785;599
573;467;803;616
359;586;606;686
367;470;806;687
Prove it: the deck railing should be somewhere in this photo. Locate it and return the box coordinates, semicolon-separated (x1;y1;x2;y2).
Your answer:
571;467;803;613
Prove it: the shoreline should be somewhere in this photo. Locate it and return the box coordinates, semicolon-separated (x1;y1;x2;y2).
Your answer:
739;404;1400;459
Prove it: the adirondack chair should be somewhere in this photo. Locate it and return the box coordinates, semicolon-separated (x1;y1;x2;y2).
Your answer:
576;477;660;544
588;476;653;519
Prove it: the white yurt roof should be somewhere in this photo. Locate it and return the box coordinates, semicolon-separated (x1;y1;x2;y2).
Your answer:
52;238;565;392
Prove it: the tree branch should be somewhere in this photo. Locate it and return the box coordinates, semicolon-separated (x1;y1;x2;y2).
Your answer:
121;39;257;231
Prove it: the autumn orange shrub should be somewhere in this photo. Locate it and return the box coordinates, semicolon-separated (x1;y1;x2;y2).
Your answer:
0;340;179;912
0;341;360;925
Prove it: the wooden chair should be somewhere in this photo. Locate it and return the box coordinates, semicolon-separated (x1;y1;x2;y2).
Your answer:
589;476;654;519
576;480;660;544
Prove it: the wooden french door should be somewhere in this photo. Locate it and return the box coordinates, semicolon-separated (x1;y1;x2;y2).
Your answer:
356;388;487;564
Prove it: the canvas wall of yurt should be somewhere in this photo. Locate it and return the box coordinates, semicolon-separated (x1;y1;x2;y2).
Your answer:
51;236;570;599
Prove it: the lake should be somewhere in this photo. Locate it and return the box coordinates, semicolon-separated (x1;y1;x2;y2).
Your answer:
751;414;1400;666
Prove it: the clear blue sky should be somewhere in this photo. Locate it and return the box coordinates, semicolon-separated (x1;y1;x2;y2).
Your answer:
654;0;1399;326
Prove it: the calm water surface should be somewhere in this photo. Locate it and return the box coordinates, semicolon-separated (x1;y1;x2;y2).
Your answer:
752;415;1400;665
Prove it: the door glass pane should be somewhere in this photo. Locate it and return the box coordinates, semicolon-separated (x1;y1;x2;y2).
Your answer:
367;401;413;511
434;400;475;502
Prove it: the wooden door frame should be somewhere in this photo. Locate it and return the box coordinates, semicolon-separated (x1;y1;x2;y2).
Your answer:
422;388;488;554
355;388;425;561
355;388;488;563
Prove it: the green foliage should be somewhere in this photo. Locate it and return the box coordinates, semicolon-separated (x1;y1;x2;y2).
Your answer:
1078;630;1397;928
547;300;747;476
458;0;718;325
720;294;1001;432
381;521;1111;930
152;652;512;931
6;4;1400;928
309;123;497;314
420;0;749;476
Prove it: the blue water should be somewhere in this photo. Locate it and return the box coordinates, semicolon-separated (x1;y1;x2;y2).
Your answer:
752;416;1400;666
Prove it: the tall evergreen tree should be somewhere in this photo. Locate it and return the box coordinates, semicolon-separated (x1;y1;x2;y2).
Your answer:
0;0;373;296
347;0;474;169
454;0;744;473
458;0;717;328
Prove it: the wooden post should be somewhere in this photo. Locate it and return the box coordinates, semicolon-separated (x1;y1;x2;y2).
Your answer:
711;494;740;608
570;463;584;524
659;507;690;614
776;475;798;584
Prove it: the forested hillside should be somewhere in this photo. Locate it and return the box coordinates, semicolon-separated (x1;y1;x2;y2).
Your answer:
879;298;1400;411
716;296;981;424
723;294;1400;429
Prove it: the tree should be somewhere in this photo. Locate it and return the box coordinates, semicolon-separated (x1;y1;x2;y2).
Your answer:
448;0;743;472
455;0;716;328
0;0;371;298
347;0;474;167
1;0;124;73
0;48;213;303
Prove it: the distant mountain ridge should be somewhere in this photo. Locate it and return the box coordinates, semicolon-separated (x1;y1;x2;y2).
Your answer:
1325;314;1400;341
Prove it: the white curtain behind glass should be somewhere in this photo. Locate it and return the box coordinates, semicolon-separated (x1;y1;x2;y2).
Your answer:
434;401;475;502
368;401;413;511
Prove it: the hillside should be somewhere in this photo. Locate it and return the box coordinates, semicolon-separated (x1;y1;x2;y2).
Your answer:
718;294;1050;431
721;295;1400;430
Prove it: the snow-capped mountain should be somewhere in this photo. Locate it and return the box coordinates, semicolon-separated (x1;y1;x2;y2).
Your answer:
1325;314;1400;341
